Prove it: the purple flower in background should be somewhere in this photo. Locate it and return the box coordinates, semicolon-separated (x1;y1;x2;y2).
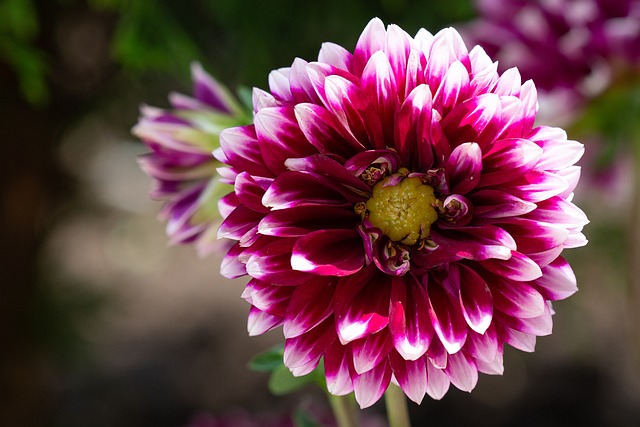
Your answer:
133;63;250;256
217;18;588;408
465;0;640;108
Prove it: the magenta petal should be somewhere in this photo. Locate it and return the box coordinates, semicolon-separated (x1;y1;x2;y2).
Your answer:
426;362;450;400
475;349;504;375
533;256;578;301
351;359;392;409
234;172;271;213
254;106;317;174
479;251;542;282
324;341;354;396
498;218;569;257
242;278;295;317
525;196;589;228
433;60;470;115
394;84;434;169
426;28;469;95
245;238;312;286
492;276;545;319
351;330;393;374
318;42;353;72
268;67;292;101
499;324;536;352
441;93;501;149
352;18;387;76
427;277;468;354
283;318;336;375
262;171;352;210
335;268;391;344
456;264;493;334
498;303;553;336
291;229;364;276
259;206;358;237
283;277;336;338
389;276;433;360
284;154;371;197
220;126;273;178
467;324;499;363
479;138;543;187
217;205;263;241
289;58;322;104
294;103;363;157
361;51;398;142
471;189;537;220
445;142;483;194
389;352;428;404
247;306;283;336
220;242;246;279
385;24;412;98
430;225;516;261
445;351;478;392
323;75;385;150
499;171;569;203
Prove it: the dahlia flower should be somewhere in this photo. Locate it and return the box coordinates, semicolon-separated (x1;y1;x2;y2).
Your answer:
217;18;588;408
133;63;250;256
465;0;640;105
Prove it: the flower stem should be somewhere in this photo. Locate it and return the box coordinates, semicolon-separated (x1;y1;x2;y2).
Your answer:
328;393;358;427
384;384;412;427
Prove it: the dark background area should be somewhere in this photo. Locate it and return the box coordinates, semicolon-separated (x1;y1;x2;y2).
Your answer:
2;1;640;426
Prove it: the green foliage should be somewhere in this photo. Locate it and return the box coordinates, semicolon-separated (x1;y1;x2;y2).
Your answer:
248;344;285;373
0;0;48;105
249;344;329;397
268;365;318;396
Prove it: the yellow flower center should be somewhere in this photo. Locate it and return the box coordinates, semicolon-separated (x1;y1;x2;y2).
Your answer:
365;176;438;246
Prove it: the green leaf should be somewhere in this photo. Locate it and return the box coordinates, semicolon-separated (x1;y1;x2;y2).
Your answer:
268;365;315;396
248;344;284;373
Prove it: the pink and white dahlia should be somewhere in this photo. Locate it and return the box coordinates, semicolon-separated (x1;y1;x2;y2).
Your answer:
134;63;250;256
217;18;588;408
465;0;640;105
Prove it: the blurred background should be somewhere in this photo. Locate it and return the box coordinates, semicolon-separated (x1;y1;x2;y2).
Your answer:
2;0;640;426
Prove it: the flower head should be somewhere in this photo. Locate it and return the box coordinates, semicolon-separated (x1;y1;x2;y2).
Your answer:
465;0;640;105
133;63;250;256
217;18;588;408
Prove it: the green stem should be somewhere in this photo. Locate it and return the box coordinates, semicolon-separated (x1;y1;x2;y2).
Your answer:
328;393;358;427
384;384;412;427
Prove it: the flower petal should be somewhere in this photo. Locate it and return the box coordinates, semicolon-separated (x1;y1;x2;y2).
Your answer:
445;142;483;194
389;351;428;404
254;106;317;174
351;359;392;409
389;275;434;360
294;103;364;157
445;351;478;392
430;225;516;261
283;277;336;338
247;306;283;336
284;318;336;375
351;329;393;374
324;341;354;395
532;256;578;300
427;277;468;354
479;251;542;281
426;362;450;400
457;264;493;334
334;268;391;344
291;229;364;276
259;206;358;237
